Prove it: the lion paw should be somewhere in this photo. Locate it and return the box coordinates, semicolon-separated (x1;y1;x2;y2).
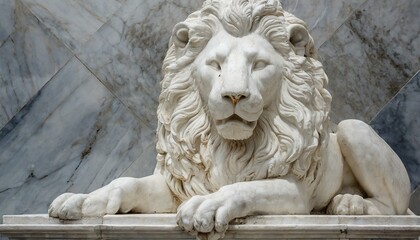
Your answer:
177;191;241;240
49;187;123;219
48;193;88;219
327;194;381;215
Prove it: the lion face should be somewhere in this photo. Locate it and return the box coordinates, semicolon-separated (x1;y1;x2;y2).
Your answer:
192;29;285;140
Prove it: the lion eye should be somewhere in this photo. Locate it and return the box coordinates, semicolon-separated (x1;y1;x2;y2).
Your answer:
207;60;221;71
253;60;269;70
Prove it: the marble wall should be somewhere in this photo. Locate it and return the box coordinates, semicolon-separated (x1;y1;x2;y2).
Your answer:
371;71;420;212
0;0;419;223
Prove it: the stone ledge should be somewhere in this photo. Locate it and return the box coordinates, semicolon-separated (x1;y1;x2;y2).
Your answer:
1;214;420;239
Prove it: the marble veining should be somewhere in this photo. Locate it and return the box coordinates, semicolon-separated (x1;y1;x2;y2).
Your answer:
0;0;15;47
21;0;123;51
77;0;205;129
371;71;420;190
319;0;420;123
282;0;366;48
0;1;73;129
0;57;156;222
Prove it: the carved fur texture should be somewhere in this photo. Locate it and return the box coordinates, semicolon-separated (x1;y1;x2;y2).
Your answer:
155;0;332;202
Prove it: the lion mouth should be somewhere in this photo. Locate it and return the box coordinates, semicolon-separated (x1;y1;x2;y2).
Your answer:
214;114;257;140
216;114;257;128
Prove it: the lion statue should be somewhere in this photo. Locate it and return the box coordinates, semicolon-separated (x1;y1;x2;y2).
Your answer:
49;0;411;238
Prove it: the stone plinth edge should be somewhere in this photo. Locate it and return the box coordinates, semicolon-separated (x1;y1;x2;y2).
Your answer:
1;214;420;239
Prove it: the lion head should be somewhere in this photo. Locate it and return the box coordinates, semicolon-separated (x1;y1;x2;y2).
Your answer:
155;0;332;202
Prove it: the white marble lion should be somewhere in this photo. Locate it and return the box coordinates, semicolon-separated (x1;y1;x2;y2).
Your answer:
49;0;411;238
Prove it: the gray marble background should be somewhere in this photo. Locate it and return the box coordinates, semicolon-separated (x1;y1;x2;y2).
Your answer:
0;0;419;223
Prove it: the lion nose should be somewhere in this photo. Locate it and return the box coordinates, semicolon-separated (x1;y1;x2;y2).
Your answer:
222;93;249;106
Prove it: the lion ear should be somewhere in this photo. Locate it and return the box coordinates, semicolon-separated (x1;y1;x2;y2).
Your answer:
172;23;190;48
287;24;311;57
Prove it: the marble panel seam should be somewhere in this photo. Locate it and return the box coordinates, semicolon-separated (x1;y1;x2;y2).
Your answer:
14;0;57;45
73;55;156;134
0;56;74;136
0;35;10;49
0;1;75;130
22;0;124;54
369;70;420;124
318;0;368;49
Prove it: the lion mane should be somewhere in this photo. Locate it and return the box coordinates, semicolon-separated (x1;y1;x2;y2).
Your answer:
155;0;332;202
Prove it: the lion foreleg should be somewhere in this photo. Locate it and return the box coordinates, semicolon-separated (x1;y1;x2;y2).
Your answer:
49;174;178;219
177;177;310;235
333;120;411;215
